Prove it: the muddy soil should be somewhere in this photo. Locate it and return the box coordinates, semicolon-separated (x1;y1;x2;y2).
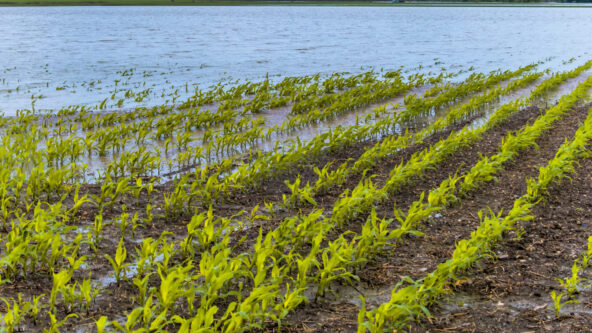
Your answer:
3;101;588;332
263;103;592;332
409;140;592;332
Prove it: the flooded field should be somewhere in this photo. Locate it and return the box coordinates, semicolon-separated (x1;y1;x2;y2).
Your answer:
2;6;592;113
3;4;592;333
2;57;592;331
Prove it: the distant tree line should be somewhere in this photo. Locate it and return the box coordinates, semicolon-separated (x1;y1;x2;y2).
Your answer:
355;0;592;2
391;0;592;2
297;0;592;2
401;0;592;2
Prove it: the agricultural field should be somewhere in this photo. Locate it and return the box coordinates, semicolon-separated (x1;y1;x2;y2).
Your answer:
1;58;592;332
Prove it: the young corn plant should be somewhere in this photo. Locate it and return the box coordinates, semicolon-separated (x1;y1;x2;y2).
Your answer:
313;162;348;194
172;305;217;332
91;213;108;254
93;175;113;212
60;280;78;314
392;192;438;238
66;184;90;223
109;176;131;212
112;307;144;333
117;206;130;238
551;290;579;317
79;277;100;314
556;261;586;296
50;269;73;313
248;204;269;227
157;235;178;277
104;238;130;285
29;294;45;325
1;295;29;333
427;174;460;208
156;262;194;314
282;177;317;209
140;295;165;331
293;231;323;292
581;236;592;268
332;177;386;226
45;313;78;333
222;284;281;332
264;201;276;218
163;184;186;221
194;243;240;311
145;203;154;227
132;273;151;307
134;237;159;278
95;316;111;333
354;209;397;265
133;177;144;205
181;206;230;258
315;236;359;299
276;283;308;324
130;212;140;238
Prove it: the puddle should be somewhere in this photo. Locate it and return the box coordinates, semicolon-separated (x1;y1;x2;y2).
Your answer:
466;72;592;131
95;253;164;287
438;291;592;317
6;70;554;185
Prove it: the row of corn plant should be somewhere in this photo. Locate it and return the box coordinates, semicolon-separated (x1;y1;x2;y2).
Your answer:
331;61;592;227
358;103;592;332
192;64;589;330
116;66;577;332
374;74;592;256
171;64;541;211
0;62;572;332
550;232;592;317
150;66;540;219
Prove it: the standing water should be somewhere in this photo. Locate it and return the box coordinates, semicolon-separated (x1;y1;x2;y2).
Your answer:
1;6;592;114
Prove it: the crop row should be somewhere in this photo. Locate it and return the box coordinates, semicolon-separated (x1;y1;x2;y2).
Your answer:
167;64;542;213
178;64;590;330
550;230;592;316
359;82;592;332
1;60;587;332
77;65;583;331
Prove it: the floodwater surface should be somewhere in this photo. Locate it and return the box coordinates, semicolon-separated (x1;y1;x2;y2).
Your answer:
1;6;592;114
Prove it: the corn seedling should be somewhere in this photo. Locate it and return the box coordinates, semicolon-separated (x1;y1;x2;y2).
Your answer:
556;262;586;296
104;238;130;285
551;290;579;317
